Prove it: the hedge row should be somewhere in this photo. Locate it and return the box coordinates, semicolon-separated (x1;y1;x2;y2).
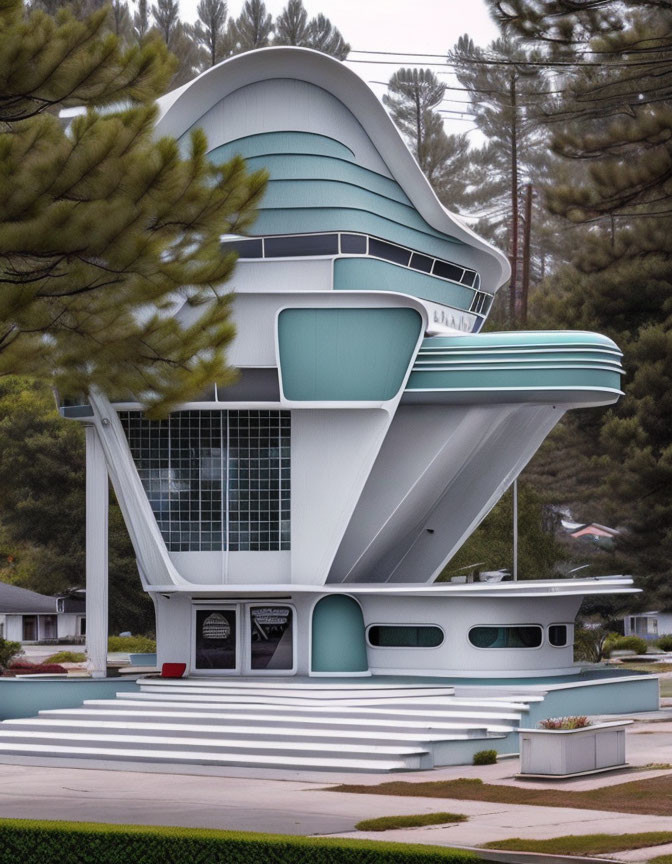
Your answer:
0;820;483;864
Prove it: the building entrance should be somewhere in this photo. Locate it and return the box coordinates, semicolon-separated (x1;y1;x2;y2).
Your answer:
192;603;295;675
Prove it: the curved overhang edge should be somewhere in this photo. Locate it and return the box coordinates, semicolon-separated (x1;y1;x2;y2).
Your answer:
155;47;511;292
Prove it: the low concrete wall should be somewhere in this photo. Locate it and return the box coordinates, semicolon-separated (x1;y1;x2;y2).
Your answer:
0;678;139;720
526;675;659;725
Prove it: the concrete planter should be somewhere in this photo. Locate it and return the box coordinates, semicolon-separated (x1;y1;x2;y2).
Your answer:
518;720;632;778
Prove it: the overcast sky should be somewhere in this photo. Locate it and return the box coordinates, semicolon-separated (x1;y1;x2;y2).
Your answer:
175;0;502;136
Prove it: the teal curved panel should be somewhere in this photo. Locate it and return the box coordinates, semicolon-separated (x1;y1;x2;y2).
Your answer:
278;307;422;401
405;330;625;401
207;130;355;162
334;258;474;311
407;367;624;391
252;210;468;263
420;331;622;352
262;180;440;236
242;153;412;206
311;595;368;673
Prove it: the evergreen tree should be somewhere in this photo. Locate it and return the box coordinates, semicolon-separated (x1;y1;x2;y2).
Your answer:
273;0;308;46
438;483;565;582
195;0;228;66
490;0;672;607
0;0;268;415
133;0;150;40
0;378;153;635
384;68;471;209
447;34;552;323
231;0;273;52
110;0;131;38
306;12;349;60
151;0;177;43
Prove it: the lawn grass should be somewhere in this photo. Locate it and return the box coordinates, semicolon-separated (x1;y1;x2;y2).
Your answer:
617;662;672;673
651;857;672;863
356;813;467;832
484;832;672;855
661;678;672;698
332;774;672;816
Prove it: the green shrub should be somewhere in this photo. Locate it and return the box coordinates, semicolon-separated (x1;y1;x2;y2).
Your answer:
605;635;648;656
0;819;482;864
45;651;86;663
574;626;610;662
356;813;467;832
657;635;672;652
108;635;156;653
472;749;497;765
0;638;22;670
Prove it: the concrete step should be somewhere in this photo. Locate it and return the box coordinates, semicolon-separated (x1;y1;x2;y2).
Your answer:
4;717;489;745
0;741;418;772
37;705;514;734
97;695;525;723
0;728;431;765
138;682;458;701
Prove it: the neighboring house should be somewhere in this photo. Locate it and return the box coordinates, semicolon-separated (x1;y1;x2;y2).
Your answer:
624;611;672;641
0;582;85;644
561;520;620;550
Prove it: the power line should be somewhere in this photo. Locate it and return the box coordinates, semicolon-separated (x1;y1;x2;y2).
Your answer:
348;48;672;70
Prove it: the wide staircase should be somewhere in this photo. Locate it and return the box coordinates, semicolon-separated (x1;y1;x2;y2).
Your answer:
0;678;535;772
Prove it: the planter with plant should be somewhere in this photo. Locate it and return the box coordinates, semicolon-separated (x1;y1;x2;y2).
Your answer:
518;716;632;778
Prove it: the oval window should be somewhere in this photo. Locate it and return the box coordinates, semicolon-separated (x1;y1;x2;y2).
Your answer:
469;626;542;649
368;625;443;648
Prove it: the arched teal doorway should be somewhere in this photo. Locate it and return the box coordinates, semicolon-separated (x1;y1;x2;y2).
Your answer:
311;595;368;674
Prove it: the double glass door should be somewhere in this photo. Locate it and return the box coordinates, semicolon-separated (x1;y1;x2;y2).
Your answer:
193;604;295;675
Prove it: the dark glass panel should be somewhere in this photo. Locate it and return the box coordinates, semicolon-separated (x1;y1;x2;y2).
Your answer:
265;234;338;257
368;238;411;266
220;238;263;258
549;625;568;647
469;626;542;649
368;625;443;648
195;609;237;669
249;606;293;670
433;260;465;282
461;270;477;287
410;253;433;273
340;233;367;253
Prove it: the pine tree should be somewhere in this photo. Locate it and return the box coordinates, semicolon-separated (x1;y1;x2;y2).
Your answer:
447;34;551;323
133;0;150;40
231;0;273;52
384;68;471;211
306;12;349;59
0;0;268;415
151;0;177;43
274;0;308;46
490;0;672;607
195;0;228;66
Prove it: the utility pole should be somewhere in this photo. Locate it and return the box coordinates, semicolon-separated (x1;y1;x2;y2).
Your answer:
513;479;518;581
509;73;519;324
520;182;533;325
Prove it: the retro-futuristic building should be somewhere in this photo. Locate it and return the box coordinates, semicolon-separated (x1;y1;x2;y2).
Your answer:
63;47;637;681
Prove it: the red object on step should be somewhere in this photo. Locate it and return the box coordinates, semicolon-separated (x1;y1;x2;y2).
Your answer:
161;662;186;678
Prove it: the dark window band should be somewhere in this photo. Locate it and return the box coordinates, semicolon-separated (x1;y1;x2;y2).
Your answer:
221;232;482;293
368;625;444;648
469;626;542;649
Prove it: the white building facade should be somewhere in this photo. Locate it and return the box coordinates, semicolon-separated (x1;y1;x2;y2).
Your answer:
62;48;636;680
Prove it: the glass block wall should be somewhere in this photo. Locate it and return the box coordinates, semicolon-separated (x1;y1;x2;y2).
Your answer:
118;411;290;552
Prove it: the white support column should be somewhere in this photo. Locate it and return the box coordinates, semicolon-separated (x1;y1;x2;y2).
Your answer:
85;424;109;678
